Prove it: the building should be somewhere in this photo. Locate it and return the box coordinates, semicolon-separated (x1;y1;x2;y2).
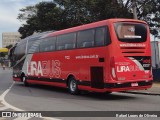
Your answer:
2;32;21;48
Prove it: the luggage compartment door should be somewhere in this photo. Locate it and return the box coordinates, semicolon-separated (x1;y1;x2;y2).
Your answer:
90;67;104;89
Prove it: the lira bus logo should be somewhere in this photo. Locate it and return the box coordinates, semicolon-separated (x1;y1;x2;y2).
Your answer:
117;65;143;72
27;60;61;78
117;66;130;72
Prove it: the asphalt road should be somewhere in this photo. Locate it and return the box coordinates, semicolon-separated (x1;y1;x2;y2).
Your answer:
0;68;160;120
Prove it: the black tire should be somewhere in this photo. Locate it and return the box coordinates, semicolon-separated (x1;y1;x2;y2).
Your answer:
22;76;28;87
105;91;112;94
68;77;79;95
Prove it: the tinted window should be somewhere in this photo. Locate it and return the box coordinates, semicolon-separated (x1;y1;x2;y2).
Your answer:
95;27;106;46
77;29;95;48
14;41;27;60
57;33;76;50
27;41;35;53
28;39;42;53
114;22;147;43
40;37;56;52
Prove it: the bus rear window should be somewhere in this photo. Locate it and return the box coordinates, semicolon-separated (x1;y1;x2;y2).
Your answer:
114;22;147;43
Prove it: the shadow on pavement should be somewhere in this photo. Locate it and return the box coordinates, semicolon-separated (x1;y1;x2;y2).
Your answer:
12;83;136;101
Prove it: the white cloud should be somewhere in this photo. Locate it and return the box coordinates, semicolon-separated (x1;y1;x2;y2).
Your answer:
0;2;22;24
0;0;52;48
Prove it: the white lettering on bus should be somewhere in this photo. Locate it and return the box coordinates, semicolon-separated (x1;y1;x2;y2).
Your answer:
42;61;49;76
120;43;146;47
117;66;130;72
37;61;43;76
27;60;61;78
31;61;37;76
75;54;99;59
53;60;61;78
117;65;143;72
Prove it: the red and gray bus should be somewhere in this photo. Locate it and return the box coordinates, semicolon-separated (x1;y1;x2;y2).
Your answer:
10;19;152;94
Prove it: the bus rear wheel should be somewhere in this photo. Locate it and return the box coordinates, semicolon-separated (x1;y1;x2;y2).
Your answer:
68;77;79;95
105;92;112;94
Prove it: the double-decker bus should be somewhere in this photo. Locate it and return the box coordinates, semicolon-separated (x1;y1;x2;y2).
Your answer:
11;19;152;94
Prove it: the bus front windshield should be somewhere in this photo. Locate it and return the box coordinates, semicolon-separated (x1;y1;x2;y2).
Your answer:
114;22;147;43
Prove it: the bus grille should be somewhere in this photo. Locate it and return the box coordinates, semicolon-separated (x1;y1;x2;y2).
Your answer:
120;46;145;55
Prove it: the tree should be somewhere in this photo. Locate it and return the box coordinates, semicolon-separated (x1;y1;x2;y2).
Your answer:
89;0;132;20
18;0;132;38
6;45;13;49
55;0;132;26
18;1;63;39
18;0;160;38
54;0;94;27
17;6;37;21
118;0;160;35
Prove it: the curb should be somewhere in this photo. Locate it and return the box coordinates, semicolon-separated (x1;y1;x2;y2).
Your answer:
123;91;160;96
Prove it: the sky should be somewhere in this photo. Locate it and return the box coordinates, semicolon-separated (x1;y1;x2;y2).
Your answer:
0;0;158;48
0;0;52;48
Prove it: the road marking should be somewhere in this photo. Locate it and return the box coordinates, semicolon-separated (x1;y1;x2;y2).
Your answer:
0;82;61;120
13;117;31;120
43;117;61;120
42;117;62;120
0;82;23;111
114;92;136;96
0;106;8;110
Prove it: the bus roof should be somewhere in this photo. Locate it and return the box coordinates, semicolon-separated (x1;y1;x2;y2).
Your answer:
21;31;55;41
47;18;147;37
17;30;55;45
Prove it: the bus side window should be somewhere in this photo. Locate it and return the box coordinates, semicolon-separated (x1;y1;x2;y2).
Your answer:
57;32;76;50
40;39;47;52
47;37;56;51
77;29;95;48
14;42;26;61
35;41;40;53
95;27;105;46
28;39;41;53
106;26;111;45
40;37;56;52
57;35;64;50
95;26;111;47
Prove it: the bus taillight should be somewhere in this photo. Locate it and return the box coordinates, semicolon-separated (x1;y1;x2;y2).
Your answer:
112;67;116;78
110;57;116;78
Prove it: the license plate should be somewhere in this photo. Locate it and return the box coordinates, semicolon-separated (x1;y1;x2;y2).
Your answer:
131;83;138;87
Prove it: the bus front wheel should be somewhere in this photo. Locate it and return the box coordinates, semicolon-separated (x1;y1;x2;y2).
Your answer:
68;77;79;95
22;76;28;87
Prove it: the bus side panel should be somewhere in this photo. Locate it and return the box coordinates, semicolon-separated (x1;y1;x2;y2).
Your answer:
26;47;108;89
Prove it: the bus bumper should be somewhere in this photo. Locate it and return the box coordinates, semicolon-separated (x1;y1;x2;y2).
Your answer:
78;80;153;93
13;77;21;82
104;80;153;92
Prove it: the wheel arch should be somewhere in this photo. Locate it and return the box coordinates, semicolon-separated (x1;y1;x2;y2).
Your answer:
66;74;76;87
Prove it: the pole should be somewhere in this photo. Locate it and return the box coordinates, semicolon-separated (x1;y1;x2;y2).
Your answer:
132;0;137;19
154;35;158;69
